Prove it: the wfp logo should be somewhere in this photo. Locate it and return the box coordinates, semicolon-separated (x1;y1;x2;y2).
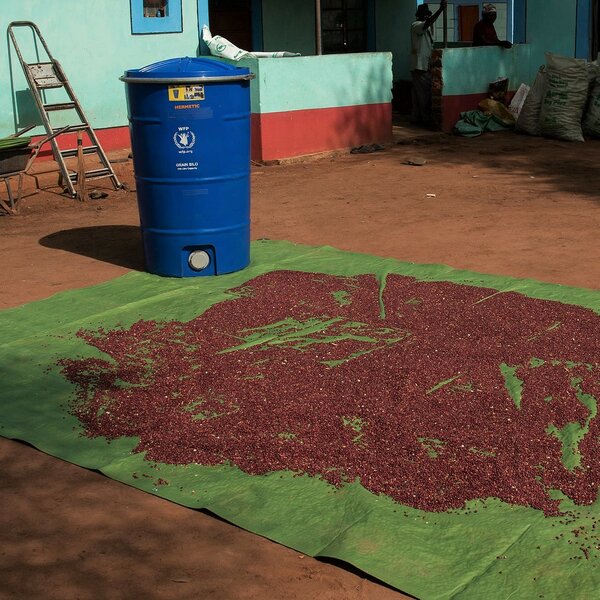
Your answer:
173;127;196;150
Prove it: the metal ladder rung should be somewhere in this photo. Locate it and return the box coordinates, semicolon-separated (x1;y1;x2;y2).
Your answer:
36;82;64;90
52;124;88;133
60;145;99;158
68;168;112;182
43;102;76;112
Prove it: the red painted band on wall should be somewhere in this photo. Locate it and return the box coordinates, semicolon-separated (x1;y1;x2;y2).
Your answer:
30;103;393;164
251;104;393;162
33;126;131;160
441;92;516;133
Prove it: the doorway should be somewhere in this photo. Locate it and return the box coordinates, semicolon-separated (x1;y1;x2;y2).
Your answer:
208;0;252;51
458;5;479;43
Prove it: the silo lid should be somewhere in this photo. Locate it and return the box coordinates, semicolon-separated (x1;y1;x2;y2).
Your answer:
121;57;254;84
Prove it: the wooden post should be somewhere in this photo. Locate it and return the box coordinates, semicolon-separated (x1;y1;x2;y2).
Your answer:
443;4;448;48
315;0;323;55
76;131;87;202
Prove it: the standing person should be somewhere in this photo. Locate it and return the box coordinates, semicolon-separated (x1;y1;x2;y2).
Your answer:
472;4;512;48
410;1;447;127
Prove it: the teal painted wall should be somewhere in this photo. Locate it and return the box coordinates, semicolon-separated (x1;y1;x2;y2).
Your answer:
526;0;578;79
222;53;393;114
441;44;531;96
261;0;316;56
1;0;204;137
375;0;416;81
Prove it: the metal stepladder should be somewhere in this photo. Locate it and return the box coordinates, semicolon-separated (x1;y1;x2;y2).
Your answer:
7;21;122;198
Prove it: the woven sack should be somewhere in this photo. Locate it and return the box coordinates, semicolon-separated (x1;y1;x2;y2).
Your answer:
539;52;588;142
516;66;547;136
583;61;600;137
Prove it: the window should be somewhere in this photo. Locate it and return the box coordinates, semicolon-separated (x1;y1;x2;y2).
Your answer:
427;1;511;45
144;0;168;18
131;0;182;34
428;3;456;43
321;0;367;54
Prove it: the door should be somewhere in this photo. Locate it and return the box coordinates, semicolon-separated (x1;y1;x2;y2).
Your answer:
458;5;479;43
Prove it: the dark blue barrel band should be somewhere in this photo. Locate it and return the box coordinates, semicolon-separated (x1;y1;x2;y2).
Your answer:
120;74;255;84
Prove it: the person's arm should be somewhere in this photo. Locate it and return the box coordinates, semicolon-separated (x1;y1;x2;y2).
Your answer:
423;0;448;31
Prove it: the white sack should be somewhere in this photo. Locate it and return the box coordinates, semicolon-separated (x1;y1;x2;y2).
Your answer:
202;25;300;61
202;25;248;61
516;66;547;136
508;83;530;120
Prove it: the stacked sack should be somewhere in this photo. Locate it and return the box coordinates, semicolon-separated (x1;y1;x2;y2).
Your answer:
516;52;600;142
584;64;600;137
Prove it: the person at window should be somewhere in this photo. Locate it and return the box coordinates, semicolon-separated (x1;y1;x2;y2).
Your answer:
410;1;447;127
472;4;512;48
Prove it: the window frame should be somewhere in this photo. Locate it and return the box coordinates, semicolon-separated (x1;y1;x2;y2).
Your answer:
426;1;513;44
130;0;183;35
321;0;368;55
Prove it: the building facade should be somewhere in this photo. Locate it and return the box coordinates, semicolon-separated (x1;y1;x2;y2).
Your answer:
2;1;598;158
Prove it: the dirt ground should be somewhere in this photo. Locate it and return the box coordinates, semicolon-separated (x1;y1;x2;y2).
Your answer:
1;123;600;599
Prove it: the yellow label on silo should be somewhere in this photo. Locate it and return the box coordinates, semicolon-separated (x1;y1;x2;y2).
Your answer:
168;85;205;102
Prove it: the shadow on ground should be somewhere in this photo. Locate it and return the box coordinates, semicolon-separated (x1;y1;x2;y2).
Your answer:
39;225;144;270
0;437;411;600
374;114;600;202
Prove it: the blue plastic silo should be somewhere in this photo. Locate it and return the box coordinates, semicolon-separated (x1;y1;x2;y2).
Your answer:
121;57;254;277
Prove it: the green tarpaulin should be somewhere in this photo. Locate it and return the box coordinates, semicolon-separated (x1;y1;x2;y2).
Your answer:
0;240;598;600
454;110;514;137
